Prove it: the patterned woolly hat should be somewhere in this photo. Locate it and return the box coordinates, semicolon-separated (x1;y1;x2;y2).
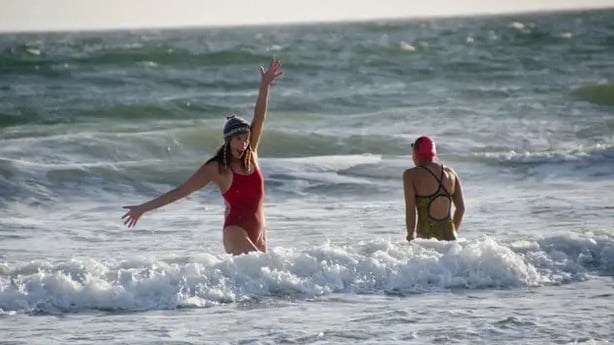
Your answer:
223;114;250;140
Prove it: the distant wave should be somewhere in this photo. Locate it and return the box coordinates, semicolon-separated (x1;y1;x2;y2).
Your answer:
471;145;614;178
573;84;614;106
1;234;612;314
0;41;272;75
2;142;613;204
0;122;405;162
0;154;392;203
74;48;270;68
481;145;614;164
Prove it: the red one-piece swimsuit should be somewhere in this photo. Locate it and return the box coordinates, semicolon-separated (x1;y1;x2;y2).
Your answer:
222;165;265;244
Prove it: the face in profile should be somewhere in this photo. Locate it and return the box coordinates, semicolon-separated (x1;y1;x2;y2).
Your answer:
229;133;250;159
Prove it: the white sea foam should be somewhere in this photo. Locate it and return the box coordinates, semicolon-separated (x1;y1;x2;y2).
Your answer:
1;234;611;314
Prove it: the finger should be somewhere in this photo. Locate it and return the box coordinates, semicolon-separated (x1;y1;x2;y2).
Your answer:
275;71;284;78
121;212;130;220
259;66;265;75
126;217;135;226
268;59;275;69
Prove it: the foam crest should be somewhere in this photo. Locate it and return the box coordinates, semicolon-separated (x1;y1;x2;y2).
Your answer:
1;234;612;314
481;145;614;164
473;145;614;179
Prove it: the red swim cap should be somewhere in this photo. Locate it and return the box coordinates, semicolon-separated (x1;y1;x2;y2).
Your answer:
412;136;437;160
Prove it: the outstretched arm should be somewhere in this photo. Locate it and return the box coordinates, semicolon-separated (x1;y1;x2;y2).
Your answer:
122;162;216;227
250;59;283;152
403;170;417;241
451;172;465;230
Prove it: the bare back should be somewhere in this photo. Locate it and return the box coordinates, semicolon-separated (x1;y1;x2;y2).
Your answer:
409;162;457;220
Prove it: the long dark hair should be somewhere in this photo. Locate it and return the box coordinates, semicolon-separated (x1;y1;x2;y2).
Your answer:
206;141;253;174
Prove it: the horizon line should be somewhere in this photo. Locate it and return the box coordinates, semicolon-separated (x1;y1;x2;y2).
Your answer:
1;5;612;36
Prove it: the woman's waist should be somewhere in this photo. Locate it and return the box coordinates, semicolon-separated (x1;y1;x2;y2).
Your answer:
223;194;264;206
224;200;264;213
225;208;265;220
417;217;453;226
223;212;265;230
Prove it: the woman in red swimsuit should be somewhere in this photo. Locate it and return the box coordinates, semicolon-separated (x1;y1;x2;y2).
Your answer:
121;59;283;255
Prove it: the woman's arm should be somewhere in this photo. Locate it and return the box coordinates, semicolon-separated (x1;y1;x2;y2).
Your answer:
122;162;216;227
249;59;283;152
451;171;465;230
403;169;417;241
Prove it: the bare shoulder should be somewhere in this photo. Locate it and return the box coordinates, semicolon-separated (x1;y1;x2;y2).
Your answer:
201;160;222;176
402;167;417;180
200;160;229;190
443;164;460;179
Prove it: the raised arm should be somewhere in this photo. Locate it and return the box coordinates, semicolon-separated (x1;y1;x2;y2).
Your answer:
249;59;283;152
451;171;465;230
122;162;216;227
403;170;417;241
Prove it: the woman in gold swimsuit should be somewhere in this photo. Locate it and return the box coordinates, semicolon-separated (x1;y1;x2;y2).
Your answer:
402;136;465;241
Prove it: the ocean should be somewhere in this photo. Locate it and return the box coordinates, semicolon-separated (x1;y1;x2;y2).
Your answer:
1;8;613;345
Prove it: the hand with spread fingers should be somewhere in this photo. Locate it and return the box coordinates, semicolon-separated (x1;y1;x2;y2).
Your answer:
259;59;283;87
122;205;146;228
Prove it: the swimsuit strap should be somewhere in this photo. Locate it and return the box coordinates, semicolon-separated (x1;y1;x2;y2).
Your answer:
417;164;453;221
418;164;452;197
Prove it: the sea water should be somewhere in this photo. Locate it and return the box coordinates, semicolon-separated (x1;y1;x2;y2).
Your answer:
1;9;613;344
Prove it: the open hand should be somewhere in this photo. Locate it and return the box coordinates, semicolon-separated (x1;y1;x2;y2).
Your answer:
259;59;283;87
122;205;146;228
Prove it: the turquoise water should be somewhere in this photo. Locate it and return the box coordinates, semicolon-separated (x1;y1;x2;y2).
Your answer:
1;9;613;344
